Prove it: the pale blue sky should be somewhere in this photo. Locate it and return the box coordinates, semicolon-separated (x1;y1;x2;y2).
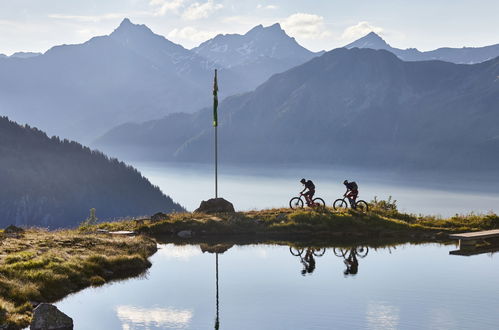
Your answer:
1;0;498;55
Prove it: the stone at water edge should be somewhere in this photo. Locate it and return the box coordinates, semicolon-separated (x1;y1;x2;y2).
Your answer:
30;303;73;330
194;198;235;214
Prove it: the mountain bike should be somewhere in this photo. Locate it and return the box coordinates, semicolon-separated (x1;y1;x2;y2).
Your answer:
333;246;369;259
289;193;325;210
289;247;326;257
332;196;369;212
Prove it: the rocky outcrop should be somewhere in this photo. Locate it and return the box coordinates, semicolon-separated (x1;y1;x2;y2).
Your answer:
151;212;169;222
30;304;73;330
194;198;235;214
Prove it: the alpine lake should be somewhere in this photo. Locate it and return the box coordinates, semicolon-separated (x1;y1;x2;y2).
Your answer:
56;162;499;329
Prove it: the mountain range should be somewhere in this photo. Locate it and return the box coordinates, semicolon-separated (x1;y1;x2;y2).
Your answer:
0;19;318;143
346;32;499;64
95;47;499;172
0;116;183;228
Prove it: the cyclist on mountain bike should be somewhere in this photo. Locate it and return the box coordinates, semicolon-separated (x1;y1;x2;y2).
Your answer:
300;178;315;206
343;180;359;209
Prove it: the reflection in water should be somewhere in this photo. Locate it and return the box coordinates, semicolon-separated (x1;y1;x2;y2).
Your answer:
158;244;201;260
55;243;499;330
289;247;326;275
333;246;370;276
366;302;400;330
115;305;193;329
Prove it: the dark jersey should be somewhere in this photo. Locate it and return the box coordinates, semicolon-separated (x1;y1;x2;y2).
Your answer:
345;181;358;191
305;180;315;191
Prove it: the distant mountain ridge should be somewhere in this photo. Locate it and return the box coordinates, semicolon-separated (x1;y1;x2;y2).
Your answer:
0;116;183;228
345;32;499;64
95;48;499;172
0;19;319;143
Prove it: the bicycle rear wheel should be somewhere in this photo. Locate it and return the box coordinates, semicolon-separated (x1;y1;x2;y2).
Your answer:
289;197;304;209
355;200;369;212
333;199;348;211
355;246;369;258
312;198;325;210
313;248;326;257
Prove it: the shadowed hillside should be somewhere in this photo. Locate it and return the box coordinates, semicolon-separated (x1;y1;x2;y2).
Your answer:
0;116;183;228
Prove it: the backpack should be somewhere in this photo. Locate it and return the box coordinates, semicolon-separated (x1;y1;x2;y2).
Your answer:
307;180;315;190
349;181;358;190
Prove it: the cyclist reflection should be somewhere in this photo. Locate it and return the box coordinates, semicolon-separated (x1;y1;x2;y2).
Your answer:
289;247;326;276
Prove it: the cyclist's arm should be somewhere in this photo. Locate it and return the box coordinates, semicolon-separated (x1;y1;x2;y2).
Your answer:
300;187;307;194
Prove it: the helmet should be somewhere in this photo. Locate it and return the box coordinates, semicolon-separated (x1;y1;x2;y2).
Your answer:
343;180;348;185
300;178;306;184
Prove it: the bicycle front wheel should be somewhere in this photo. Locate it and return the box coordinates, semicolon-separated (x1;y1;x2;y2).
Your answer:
289;247;304;256
333;199;348;211
355;200;369;212
289;197;304;209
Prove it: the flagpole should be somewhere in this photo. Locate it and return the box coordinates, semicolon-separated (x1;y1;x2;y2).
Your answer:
215;124;218;198
213;69;219;199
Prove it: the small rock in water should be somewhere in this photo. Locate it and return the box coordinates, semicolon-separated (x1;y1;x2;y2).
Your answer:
194;198;235;214
30;303;73;330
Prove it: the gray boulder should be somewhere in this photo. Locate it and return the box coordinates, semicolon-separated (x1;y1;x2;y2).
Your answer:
194;198;235;214
30;303;73;330
4;225;24;234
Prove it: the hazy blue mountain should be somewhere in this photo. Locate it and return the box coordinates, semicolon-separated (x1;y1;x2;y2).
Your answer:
0;54;6;59
0;116;183;228
346;32;499;64
10;52;42;59
95;48;499;172
0;19;222;143
0;19;321;144
193;23;320;88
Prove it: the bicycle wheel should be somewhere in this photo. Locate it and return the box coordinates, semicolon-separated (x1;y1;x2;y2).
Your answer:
289;197;304;209
313;248;326;257
333;199;348;211
355;200;369;212
312;198;325;210
355;246;369;258
333;248;348;258
289;247;303;256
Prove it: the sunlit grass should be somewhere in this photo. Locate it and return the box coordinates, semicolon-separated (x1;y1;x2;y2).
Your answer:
0;229;156;329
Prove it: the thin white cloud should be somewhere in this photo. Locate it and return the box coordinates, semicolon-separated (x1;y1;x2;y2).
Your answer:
150;0;187;16
281;13;331;39
116;305;193;328
257;4;278;10
341;21;384;40
182;0;223;20
49;13;129;22
168;26;218;42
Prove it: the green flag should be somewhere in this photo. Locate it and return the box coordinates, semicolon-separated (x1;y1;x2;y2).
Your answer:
213;69;218;127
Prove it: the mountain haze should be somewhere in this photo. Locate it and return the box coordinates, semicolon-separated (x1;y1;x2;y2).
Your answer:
96;48;499;172
346;32;499;64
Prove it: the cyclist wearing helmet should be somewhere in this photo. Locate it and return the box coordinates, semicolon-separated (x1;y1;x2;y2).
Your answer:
300;178;315;206
343;180;358;209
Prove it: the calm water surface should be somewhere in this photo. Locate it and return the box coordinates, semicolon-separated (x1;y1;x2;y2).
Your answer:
56;243;499;330
131;162;499;216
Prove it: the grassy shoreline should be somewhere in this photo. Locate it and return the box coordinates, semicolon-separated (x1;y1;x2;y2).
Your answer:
1;204;498;329
93;205;499;241
0;229;157;329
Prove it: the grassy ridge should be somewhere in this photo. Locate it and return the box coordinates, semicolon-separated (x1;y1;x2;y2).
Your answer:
0;229;156;329
93;204;499;239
